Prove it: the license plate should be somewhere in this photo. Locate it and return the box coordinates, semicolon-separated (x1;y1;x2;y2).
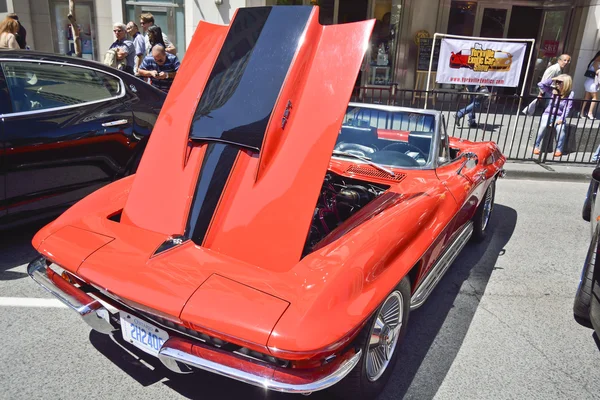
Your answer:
120;312;169;357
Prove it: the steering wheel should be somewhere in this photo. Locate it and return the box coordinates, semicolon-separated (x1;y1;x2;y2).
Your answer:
370;150;420;167
381;142;426;159
334;142;377;158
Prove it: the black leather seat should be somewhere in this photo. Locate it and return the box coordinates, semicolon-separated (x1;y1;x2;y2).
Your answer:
408;131;433;156
337;125;379;147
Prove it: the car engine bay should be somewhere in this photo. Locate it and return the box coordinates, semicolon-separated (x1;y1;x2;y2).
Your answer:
304;172;389;255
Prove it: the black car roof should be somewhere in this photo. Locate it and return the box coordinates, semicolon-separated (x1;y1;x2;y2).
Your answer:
0;50;120;71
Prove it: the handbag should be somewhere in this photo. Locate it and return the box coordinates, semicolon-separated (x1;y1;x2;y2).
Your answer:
522;98;538;116
585;69;596;79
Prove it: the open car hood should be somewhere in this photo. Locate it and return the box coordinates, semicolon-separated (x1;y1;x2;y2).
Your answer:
121;6;375;272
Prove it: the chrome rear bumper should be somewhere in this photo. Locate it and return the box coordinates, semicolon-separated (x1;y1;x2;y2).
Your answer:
158;336;362;394
28;255;362;394
27;256;116;334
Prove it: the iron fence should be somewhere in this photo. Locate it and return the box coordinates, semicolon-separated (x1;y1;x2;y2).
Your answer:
350;85;600;165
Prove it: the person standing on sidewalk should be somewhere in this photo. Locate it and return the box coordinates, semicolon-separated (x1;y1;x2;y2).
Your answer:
126;21;145;75
0;18;19;49
539;54;571;105
533;74;574;158
6;13;26;49
454;85;489;128
581;51;600;120
108;23;135;74
139;13;176;55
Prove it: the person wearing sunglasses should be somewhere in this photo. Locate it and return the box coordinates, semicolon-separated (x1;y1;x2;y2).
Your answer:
538;54;571;107
108;23;135;74
533;74;574;158
139;13;176;56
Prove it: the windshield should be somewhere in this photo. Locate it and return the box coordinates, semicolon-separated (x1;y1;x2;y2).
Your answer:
333;106;436;169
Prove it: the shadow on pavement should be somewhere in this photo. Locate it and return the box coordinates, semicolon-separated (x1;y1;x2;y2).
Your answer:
0;219;52;280
89;204;517;400
379;203;517;400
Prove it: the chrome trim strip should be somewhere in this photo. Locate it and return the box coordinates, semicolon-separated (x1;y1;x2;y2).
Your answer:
158;336;362;394
27;256;116;334
410;221;473;310
102;119;129;127
0;58;126;118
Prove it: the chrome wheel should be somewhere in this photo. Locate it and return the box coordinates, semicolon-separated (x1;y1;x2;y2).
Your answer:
365;291;403;381
481;184;494;231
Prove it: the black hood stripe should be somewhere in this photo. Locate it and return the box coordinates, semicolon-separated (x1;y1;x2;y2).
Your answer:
185;143;239;244
188;6;312;151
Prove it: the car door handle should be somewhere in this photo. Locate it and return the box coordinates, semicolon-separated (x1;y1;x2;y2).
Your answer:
102;119;129;127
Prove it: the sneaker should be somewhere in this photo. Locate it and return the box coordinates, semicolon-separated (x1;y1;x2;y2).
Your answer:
554;150;562;157
454;114;461;127
533;148;540;155
469;122;477;128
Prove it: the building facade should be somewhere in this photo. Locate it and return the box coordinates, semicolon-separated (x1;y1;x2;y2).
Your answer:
1;0;599;97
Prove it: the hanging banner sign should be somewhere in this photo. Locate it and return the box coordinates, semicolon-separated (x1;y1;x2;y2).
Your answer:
436;38;527;87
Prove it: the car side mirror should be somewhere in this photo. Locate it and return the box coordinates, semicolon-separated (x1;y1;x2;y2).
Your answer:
457;152;478;175
592;167;600;182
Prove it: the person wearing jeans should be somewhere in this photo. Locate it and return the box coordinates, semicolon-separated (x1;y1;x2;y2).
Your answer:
533;74;574;157
455;85;488;128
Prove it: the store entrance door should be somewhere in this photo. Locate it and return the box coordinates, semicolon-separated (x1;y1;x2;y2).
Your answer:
528;9;571;95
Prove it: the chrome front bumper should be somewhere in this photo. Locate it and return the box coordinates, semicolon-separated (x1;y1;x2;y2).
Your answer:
28;255;362;394
27;256;116;334
158;336;362;394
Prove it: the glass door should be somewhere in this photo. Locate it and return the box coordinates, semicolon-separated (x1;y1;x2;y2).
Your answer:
528;9;570;95
473;4;512;38
126;0;185;58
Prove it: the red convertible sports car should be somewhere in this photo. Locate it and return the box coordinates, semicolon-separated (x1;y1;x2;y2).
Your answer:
28;6;505;399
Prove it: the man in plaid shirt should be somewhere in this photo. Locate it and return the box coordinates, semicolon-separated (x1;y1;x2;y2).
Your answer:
138;45;180;93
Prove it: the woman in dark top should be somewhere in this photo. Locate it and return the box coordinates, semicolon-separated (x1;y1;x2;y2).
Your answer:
147;25;166;54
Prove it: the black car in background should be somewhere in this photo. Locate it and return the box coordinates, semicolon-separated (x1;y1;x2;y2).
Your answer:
575;166;600;334
0;51;166;228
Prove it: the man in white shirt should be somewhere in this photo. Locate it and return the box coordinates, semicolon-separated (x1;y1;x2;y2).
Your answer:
139;12;176;55
537;54;570;108
539;54;571;93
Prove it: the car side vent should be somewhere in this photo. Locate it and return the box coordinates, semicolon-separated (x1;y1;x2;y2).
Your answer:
108;211;122;223
345;165;406;182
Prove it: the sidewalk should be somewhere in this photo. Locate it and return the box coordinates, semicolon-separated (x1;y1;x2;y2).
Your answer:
503;160;594;182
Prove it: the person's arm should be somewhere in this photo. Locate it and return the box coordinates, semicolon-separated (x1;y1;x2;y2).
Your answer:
137;58;158;78
162;33;177;55
137;67;158;78
537;78;553;95
115;45;128;60
134;38;145;71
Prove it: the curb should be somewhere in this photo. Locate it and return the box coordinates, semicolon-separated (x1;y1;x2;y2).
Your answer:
502;162;592;182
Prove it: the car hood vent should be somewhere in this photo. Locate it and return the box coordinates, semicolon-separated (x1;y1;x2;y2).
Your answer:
345;165;406;182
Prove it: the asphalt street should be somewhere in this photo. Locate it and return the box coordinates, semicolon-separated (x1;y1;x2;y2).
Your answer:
1;178;599;399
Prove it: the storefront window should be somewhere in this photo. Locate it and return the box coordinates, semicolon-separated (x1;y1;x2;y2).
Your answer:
479;8;508;38
50;0;96;60
367;0;401;86
447;1;476;36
